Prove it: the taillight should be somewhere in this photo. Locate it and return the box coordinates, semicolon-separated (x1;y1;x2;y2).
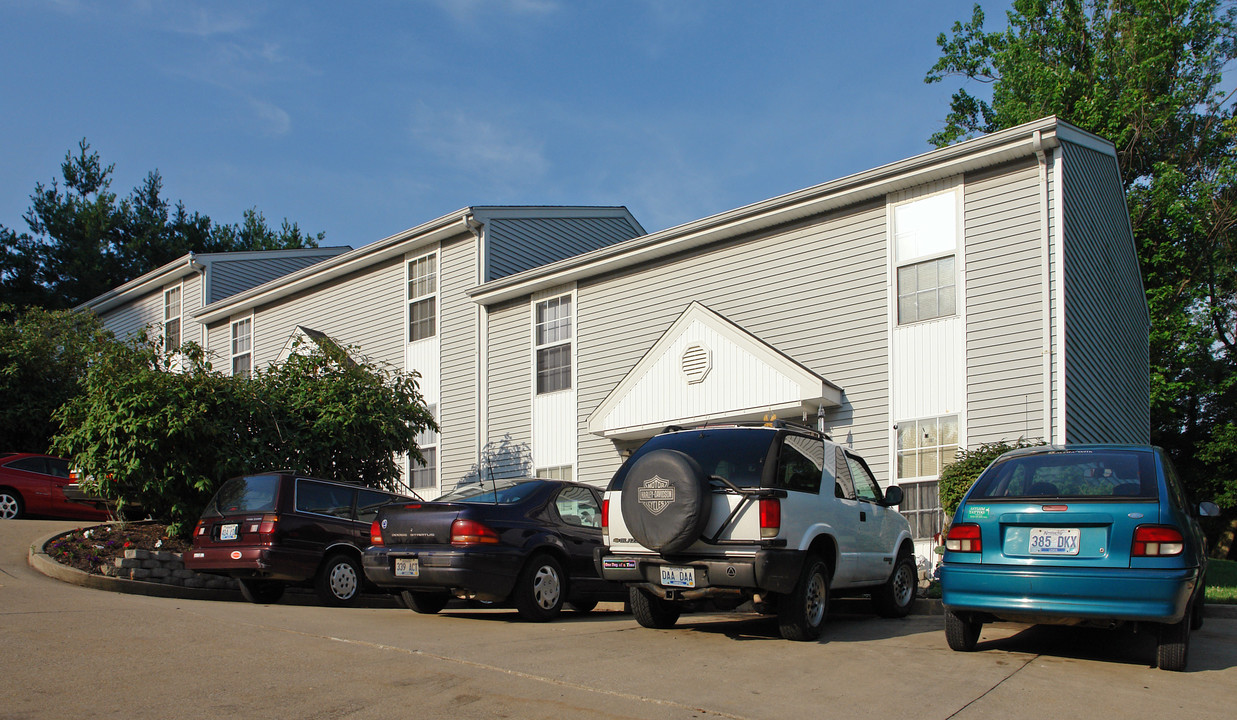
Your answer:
1132;526;1184;556
256;514;278;536
370;520;384;547
451;518;500;545
601;499;609;544
194;521;206;537
759;498;780;539
945;523;982;553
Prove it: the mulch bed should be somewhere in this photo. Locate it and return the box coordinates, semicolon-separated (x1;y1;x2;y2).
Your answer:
43;523;189;575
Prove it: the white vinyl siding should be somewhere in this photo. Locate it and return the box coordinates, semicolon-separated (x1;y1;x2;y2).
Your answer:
438;234;478;484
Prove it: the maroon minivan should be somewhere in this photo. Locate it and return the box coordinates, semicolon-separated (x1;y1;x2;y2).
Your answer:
185;473;417;606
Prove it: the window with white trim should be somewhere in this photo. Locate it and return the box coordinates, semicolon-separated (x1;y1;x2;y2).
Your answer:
896;414;959;539
537;465;573;482
893;190;958;325
231;317;252;378
409;404;438;490
535;294;571;394
407;253;437;342
163;286;182;352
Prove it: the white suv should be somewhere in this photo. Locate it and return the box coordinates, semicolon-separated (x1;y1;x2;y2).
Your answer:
597;423;916;641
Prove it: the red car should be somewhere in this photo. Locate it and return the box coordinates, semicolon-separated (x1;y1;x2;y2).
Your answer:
0;453;113;521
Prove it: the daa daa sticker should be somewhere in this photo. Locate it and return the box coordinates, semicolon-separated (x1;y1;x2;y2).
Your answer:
965;505;990;520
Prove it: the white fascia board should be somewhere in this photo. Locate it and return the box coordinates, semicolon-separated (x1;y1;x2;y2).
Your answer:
193;210;472;325
75;253;203;314
469;117;1086;307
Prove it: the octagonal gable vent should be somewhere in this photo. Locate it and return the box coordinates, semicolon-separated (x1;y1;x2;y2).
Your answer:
681;344;712;384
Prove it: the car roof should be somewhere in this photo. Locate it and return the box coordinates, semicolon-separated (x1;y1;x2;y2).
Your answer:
996;444;1160;460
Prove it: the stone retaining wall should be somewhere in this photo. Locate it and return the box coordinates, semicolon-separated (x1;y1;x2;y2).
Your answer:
102;548;237;591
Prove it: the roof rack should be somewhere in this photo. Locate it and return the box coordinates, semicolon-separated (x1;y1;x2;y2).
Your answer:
661;420;830;440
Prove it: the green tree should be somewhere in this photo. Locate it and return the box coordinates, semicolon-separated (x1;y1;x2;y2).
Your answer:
0;304;116;453
926;0;1237;553
1;139;324;310
52;334;435;536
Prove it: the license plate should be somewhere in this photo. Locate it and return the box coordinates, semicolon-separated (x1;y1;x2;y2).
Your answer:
660;566;695;588
219;523;238;541
1029;527;1080;555
395;558;420;577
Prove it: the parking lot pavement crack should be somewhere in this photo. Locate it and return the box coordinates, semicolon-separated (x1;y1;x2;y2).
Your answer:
942;654;1039;720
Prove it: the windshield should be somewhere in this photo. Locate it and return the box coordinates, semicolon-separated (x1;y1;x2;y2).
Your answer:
206;474;281;515
609;428;777;490
970;449;1159;500
439;479;538;504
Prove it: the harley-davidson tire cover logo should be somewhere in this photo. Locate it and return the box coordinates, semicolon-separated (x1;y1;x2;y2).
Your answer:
637;475;676;515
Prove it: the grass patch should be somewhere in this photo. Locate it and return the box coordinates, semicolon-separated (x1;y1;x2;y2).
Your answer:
1206;558;1237;604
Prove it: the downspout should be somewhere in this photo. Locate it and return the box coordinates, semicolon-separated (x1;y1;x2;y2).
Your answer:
188;252;208;350
465;213;487;482
1034;132;1053;444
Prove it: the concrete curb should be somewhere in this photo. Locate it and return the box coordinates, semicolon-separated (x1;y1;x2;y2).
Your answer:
28;528;245;603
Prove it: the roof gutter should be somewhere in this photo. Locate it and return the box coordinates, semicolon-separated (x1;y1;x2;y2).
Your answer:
467;117;1081;306
75;252;206;315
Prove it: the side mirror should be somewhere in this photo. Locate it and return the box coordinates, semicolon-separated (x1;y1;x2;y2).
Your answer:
883;484;903;507
1199;501;1221;518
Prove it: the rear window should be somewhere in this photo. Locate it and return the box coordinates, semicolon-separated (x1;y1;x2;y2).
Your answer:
969;449;1159;500
608;428;778;491
439;479;537;504
206;474;281;516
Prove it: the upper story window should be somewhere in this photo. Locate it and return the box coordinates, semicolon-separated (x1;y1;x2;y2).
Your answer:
893;190;958;325
231;317;252;378
163;285;182;352
407;252;437;342
535;294;571;394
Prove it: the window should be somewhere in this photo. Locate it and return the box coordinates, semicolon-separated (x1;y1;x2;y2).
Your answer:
535;294;571;394
231;317;252;378
554;485;600;528
538;465;573;482
356;489;398;523
163;286;182;352
407;253;437;342
777;435;823;494
295;480;355;520
846;454;882;503
898;257;956;323
409;404;438;490
893;190;958;325
896;415;958;539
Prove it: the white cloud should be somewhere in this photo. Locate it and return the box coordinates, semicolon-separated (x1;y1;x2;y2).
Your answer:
409;104;548;187
249;98;292;137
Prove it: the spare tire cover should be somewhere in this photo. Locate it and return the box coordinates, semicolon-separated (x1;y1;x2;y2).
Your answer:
620;449;710;555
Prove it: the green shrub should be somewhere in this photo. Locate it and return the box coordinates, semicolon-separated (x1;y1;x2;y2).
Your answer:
938;439;1045;518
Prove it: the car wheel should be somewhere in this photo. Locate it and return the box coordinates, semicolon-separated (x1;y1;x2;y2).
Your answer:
513;553;565;622
944;609;982;652
777;556;829;641
0;490;23;520
872;549;917;618
237;578;285;604
568;600;598;613
1157;613;1191;671
315;553;362;607
400;590;450;614
619;449;711;555
629;586;681;629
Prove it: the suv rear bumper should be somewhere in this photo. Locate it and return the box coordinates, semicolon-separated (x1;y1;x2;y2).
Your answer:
595;547;804;595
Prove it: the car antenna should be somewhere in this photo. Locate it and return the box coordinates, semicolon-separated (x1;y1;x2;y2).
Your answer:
487;462;499;505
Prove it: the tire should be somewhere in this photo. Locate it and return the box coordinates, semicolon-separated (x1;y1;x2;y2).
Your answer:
0;490;23;520
568;600;598;613
944;609;982;652
777;556;829;641
238;578;285;604
400;590;450;614
629;586;681;629
619;449;711;555
872;550;917;618
1191;585;1205;631
513;553;566;622
1157;613;1191;671
315;553;363;607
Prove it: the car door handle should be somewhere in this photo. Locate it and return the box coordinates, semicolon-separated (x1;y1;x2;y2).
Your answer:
859;511;867;522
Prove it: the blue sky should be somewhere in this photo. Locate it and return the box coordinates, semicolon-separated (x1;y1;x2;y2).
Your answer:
1;1;997;249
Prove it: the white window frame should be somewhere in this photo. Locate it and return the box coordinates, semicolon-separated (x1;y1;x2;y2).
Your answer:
163;283;183;353
895;414;959;540
891;189;960;325
409;404;439;491
533;293;572;395
407;251;437;343
230;314;253;378
537;465;573;482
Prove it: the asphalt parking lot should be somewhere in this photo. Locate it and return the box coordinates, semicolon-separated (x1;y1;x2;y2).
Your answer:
5;519;1236;719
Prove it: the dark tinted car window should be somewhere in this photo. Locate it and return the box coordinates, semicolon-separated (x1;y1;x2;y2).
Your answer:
46;458;71;478
609;429;777;490
847;454;882;502
971;450;1158;500
356;489;395;523
778;435;823;494
207;475;280;515
296;479;356;519
440;479;537;504
6;457;48;475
